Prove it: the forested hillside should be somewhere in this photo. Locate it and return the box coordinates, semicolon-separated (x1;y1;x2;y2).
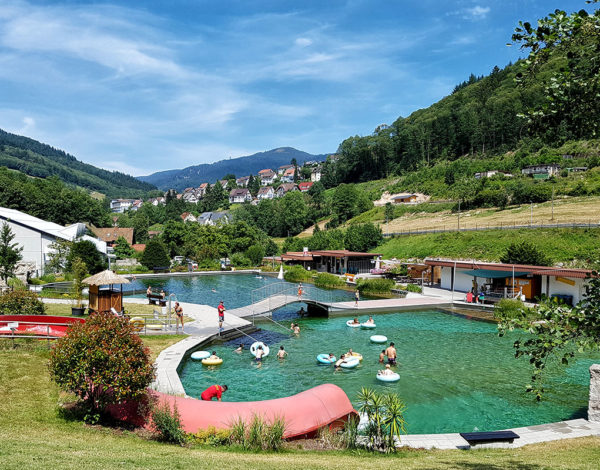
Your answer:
321;5;600;188
0;128;156;198
139;147;328;191
0;168;110;226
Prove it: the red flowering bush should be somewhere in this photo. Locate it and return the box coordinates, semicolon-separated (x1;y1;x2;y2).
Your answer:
49;312;155;421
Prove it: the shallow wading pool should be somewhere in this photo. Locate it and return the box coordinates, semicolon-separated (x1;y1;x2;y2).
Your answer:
180;307;599;434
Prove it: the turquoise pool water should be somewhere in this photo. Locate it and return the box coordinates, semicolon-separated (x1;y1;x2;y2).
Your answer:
180;307;599;434
127;274;355;308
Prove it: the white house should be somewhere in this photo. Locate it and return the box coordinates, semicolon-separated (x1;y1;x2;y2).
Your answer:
474;170;513;179
278;164;294;175
229;188;252;204
0;207;107;277
257;186;275;200
275;183;297;198
259;170;276;186
236;176;250;187
197;212;230;226
521;164;560;178
311;168;322;182
110;199;135;213
281;167;295;183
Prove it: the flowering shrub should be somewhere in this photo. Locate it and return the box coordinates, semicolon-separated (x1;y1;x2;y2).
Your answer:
0;290;45;315
49;312;155;421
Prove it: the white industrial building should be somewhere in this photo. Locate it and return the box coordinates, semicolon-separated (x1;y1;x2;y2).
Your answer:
0;207;107;277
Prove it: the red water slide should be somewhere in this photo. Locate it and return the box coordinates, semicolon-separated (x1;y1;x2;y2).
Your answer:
0;315;84;337
153;383;357;438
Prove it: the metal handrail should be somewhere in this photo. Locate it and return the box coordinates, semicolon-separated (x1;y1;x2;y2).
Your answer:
221;321;260;343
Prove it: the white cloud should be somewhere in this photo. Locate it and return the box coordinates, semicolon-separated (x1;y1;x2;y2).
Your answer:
19;116;35;134
464;6;490;20
295;37;313;47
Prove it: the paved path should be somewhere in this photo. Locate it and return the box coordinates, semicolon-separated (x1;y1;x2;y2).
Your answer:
229;295;452;318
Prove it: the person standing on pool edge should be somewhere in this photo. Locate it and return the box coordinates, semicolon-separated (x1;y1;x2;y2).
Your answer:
200;384;228;401
385;342;397;366
217;300;225;331
174;301;184;332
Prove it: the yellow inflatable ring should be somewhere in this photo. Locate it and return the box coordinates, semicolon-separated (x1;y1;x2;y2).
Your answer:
348;352;363;361
201;357;223;366
130;317;145;331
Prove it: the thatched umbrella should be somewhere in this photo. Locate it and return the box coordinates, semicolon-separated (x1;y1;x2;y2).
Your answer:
83;270;130;286
83;270;130;313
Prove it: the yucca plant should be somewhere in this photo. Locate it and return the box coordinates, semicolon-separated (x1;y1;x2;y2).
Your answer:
382;393;407;451
357;387;407;452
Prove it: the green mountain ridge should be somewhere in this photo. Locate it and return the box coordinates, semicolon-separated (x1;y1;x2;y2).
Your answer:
0;128;156;199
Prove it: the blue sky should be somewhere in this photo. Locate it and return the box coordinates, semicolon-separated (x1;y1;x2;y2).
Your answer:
0;0;589;176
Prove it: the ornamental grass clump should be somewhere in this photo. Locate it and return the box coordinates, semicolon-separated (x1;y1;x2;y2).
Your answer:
151;401;186;445
356;278;395;295
228;415;286;451
48;312;155;423
314;272;345;289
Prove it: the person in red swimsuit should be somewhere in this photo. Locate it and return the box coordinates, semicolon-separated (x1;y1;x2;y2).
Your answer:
200;384;228;401
217;300;225;331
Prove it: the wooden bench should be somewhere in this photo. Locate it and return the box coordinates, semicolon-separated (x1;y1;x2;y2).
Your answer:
147;293;167;306
460;430;519;445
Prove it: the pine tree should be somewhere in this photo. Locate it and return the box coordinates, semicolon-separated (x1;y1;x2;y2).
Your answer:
0;222;23;283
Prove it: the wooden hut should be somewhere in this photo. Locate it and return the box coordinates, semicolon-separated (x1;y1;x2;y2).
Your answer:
83;270;130;314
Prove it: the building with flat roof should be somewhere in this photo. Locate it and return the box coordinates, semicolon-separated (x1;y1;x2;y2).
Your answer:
281;249;382;275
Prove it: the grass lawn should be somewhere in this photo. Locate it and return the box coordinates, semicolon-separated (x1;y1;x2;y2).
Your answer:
1;340;600;469
375;227;600;266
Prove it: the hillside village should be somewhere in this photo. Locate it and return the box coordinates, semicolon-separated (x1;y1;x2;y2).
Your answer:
110;161;323;214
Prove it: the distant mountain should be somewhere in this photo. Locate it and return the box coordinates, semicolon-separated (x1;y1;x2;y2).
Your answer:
0;128;156;198
138;147;329;191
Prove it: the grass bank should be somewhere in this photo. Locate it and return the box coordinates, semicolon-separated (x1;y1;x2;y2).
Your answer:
375;227;600;266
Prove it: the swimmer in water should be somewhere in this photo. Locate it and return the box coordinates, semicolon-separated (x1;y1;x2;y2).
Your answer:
234;344;243;353
277;346;287;359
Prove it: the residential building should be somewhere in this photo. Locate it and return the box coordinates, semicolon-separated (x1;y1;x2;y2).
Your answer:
91;227;134;247
0;207;107;277
278;164;294;175
130;199;143;211
197;211;231;226
297;181;313;192
281;167;295;183
391;193;418;204
197;183;209;197
148;197;166;206
311;167;322;182
521;164;561;179
275;183;297;198
474;170;513;179
219;180;229;189
110;199;135;213
259;169;276;186
182;190;199;204
257;186;275;200
180;212;197;223
236;176;250;187
229;188;252;204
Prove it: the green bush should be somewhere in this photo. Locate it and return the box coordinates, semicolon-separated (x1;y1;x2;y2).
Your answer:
151;401;186;445
404;284;422;293
314;272;345;289
283;265;312;282
192;426;231;446
49;312;154;420
141;239;170;270
386;265;408;276
0;290;45;315
230;252;252;268
357;278;395;295
245;244;265;266
494;298;536;320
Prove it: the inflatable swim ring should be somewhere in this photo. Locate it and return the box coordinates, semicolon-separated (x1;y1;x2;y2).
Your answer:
346;320;361;328
340;357;360;369
316;353;336;364
361;322;376;329
370;335;387;343
191;350;211;360
376;372;400;382
129;317;144;332
250;341;270;358
201;357;223;366
347;352;363;361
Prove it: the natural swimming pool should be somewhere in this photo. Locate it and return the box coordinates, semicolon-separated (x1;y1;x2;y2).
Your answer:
127;273;355;308
179;306;599;434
